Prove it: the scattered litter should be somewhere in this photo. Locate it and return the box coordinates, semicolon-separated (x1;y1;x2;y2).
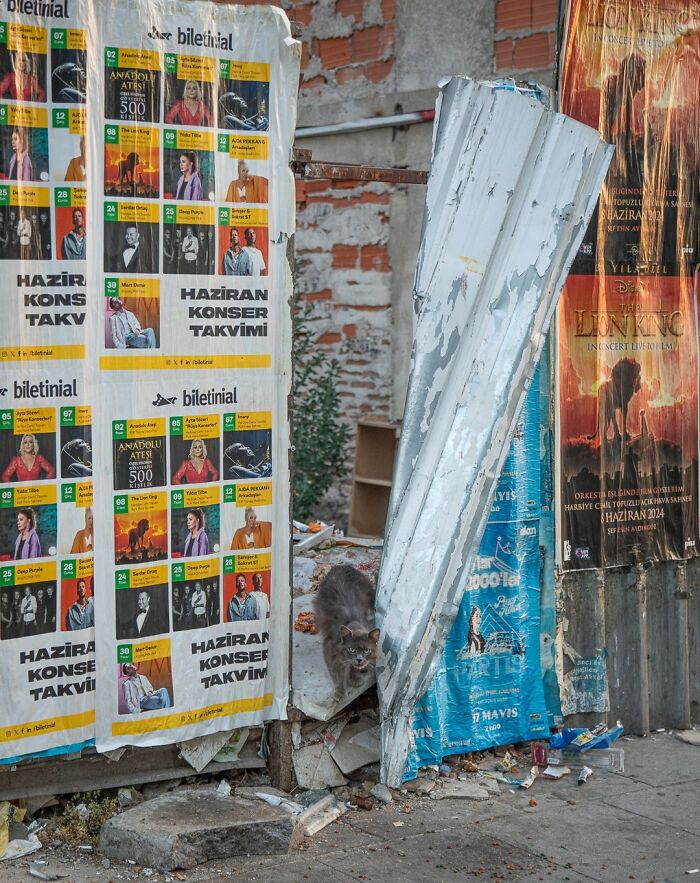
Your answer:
212;728;250;763
73;804;89;820
541;765;571;779
0;804;41;863
296;789;331;808
550;747;624;773
513;767;538;790
531;743;548;766
296;795;348;836
578;766;593;785
253;792;304;815
351;795;374;811
529;799;537;807
78;844;93;852
27;866;69;881
497;751;517;772
483;771;509;784
216;780;231;797
294;610;317;634
393;821;404;828
686;869;699;875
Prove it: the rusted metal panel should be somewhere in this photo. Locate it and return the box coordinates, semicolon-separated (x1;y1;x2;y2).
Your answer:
293;157;428;185
374;76;613;787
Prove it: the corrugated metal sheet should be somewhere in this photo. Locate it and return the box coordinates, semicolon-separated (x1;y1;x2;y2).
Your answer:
374;76;613;787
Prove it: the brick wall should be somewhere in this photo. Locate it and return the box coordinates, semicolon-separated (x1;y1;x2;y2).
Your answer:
283;0;397;98
494;0;558;79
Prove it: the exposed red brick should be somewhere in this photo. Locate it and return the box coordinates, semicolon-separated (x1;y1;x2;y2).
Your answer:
531;0;558;28
304;289;333;301
300;74;326;92
305;179;332;193
496;0;531;32
366;57;394;83
351;26;382;62
361;244;390;272
318;35;352;68
332;244;359;268
381;0;395;20
317;331;342;344
495;37;513;70
343;323;357;338
513;32;553;69
336;0;364;20
290;3;313;25
336;65;366;84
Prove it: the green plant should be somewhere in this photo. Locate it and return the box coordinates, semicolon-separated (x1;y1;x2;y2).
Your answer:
292;291;350;521
54;791;119;846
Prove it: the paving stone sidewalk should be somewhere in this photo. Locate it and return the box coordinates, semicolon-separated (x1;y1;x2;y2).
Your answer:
2;731;698;883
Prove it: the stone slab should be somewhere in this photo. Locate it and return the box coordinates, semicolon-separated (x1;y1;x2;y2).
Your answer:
99;786;294;871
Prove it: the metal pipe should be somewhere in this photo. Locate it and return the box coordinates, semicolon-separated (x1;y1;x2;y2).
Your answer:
295;109;435;139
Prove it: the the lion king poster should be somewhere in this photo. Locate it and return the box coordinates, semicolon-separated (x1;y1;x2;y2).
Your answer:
557;274;699;569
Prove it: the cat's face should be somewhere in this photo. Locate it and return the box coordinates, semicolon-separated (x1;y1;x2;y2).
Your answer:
339;625;380;670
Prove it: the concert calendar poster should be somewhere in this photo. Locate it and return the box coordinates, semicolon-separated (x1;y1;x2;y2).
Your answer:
557;0;700;569
85;1;299;751
0;2;94;761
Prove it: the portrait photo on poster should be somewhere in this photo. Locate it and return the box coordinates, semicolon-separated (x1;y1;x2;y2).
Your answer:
172;576;220;631
60;423;92;479
1;429;56;484
0;505;57;561
105;295;160;351
164;75;213;128
0;580;57;640
217;78;268;131
60;574;94;631
0;48;46;103
51;44;86;104
163;222;215;276
170;435;219;485
227;503;272;552
104;220;159;274
222;427;271;481
115;583;169;639
218;224;267;276
61;503;93;556
56;205;86;261
171;507;219;558
220;158;268;204
54;132;86;183
162;147;214;201
117;657;173;715
0;204;52;261
0;124;50;182
223;569;270;622
114;501;168;566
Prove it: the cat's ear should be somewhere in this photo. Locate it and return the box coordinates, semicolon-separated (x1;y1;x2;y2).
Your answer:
368;628;380;643
339;625;353;640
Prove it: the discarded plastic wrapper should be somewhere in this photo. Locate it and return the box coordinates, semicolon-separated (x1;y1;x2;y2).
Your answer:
552;723;624;753
578;766;593;785
541;765;571;779
498;750;517;772
549;747;624;773
512;766;539;789
531;743;548;766
483;771;510;784
254;792;304;815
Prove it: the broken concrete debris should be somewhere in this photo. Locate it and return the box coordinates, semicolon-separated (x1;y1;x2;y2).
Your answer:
99;787;295;871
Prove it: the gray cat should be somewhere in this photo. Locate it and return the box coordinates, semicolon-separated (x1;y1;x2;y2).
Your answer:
313;564;380;699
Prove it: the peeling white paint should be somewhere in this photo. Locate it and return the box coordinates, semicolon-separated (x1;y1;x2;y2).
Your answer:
374;77;613;787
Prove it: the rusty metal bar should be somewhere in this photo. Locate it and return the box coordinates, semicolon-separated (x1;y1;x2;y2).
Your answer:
292;151;428;185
